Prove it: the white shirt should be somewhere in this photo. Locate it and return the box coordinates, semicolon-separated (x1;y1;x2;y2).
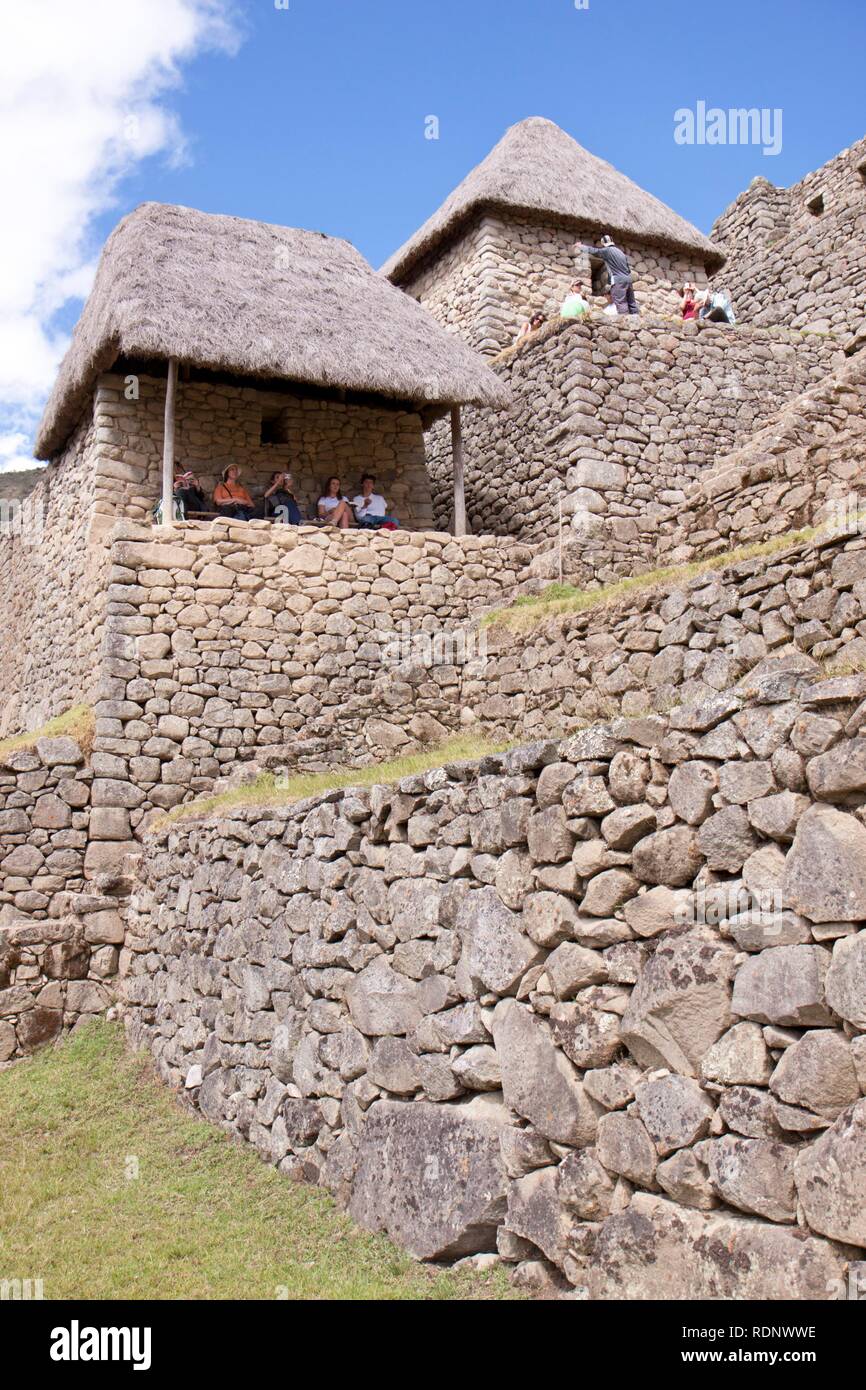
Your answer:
352;492;386;518
319;495;342;512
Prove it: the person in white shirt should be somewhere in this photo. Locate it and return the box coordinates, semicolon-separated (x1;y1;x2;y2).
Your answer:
351;474;399;529
317;475;353;528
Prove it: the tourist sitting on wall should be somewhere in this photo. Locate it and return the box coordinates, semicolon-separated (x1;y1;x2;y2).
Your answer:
262;471;302;524
580;233;639;315
173;467;208;515
317;476;354;528
351;474;399;530
681;283;700;321
516;311;545;343
213;465;255;520
560;281;590;320
698;288;737;325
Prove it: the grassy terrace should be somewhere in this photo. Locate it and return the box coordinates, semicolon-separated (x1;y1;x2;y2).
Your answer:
0;1022;518;1301
0;702;94;759
159;734;512;828
481;524;827;632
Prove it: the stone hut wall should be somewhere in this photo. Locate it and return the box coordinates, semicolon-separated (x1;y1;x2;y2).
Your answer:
123;673;866;1297
0;734;125;1063
0;415;111;737
91;372;435;532
711;135;866;337
399;211;710;356
95;520;534;825
423;317;842;545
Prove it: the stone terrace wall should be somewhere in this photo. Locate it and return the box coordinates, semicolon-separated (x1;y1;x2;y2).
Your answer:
124;674;866;1297
0;415;110;736
0;734;126;1062
367;528;866;758
534;345;866;591
96;520;534;822
711;135;866;338
91;372;434;531
654;349;866;567
424;316;842;545
399;212;710;356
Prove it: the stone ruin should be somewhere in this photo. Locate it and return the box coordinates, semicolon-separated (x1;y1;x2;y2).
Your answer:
2;119;866;1299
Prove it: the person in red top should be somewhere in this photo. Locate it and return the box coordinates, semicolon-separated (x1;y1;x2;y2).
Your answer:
213;465;255;520
681;283;699;321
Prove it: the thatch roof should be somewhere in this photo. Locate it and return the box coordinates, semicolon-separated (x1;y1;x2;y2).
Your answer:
382;117;725;283
36;202;509;459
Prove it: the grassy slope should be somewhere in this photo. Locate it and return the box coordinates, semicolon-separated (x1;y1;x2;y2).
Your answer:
160;733;511;827
0;703;94;759
0;1022;517;1301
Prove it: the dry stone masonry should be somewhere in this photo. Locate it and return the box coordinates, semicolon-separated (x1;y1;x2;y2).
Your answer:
711;135;866;339
0;735;125;1063
124;664;866;1298
423;316;841;545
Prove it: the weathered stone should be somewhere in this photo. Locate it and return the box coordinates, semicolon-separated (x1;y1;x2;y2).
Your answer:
457;887;542;995
367;1037;422;1095
451;1045;501;1092
824;930;866;1029
596;1112;658;1189
345;959;421;1037
731;945;833;1027
806;738;866;799
348;1099;509;1260
794;1099;866;1246
698;806;757;872
544;942;608;999
492;999;598;1146
620;933;736;1076
549;999;622;1069
506;1166;574;1267
581;868;638;917
667;761;717;825
633;1074;715;1156
783;805;866;923
701;1022;772;1086
702;1135;797;1223
656;1148;718;1211
632;826;704;887
587;1194;844;1300
557;1147;615;1221
522;891;580;948
769;1029;860;1119
622;885;691;938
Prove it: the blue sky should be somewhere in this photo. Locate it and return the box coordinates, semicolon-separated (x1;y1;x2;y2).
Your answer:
123;0;866;266
2;0;864;468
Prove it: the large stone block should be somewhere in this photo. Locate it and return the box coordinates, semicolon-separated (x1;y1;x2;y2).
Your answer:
492;999;599;1145
348;1099;508;1260
587;1194;845;1300
620;932;736;1076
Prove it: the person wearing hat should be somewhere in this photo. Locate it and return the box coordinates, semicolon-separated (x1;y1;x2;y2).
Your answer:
579;233;639;316
213;464;255;520
681;283;700;320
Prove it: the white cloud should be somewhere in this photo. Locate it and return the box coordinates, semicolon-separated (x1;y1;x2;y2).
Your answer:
0;0;242;470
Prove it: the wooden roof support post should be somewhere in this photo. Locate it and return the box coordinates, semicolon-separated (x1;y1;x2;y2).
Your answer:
451;405;467;537
161;356;179;524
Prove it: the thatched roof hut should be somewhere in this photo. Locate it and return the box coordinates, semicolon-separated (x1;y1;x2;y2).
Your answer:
35;202;509;460
382;117;725;283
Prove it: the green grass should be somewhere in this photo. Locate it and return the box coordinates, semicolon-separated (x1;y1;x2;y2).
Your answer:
481;525;823;633
0;1021;518;1301
160;734;511;827
0;702;93;759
